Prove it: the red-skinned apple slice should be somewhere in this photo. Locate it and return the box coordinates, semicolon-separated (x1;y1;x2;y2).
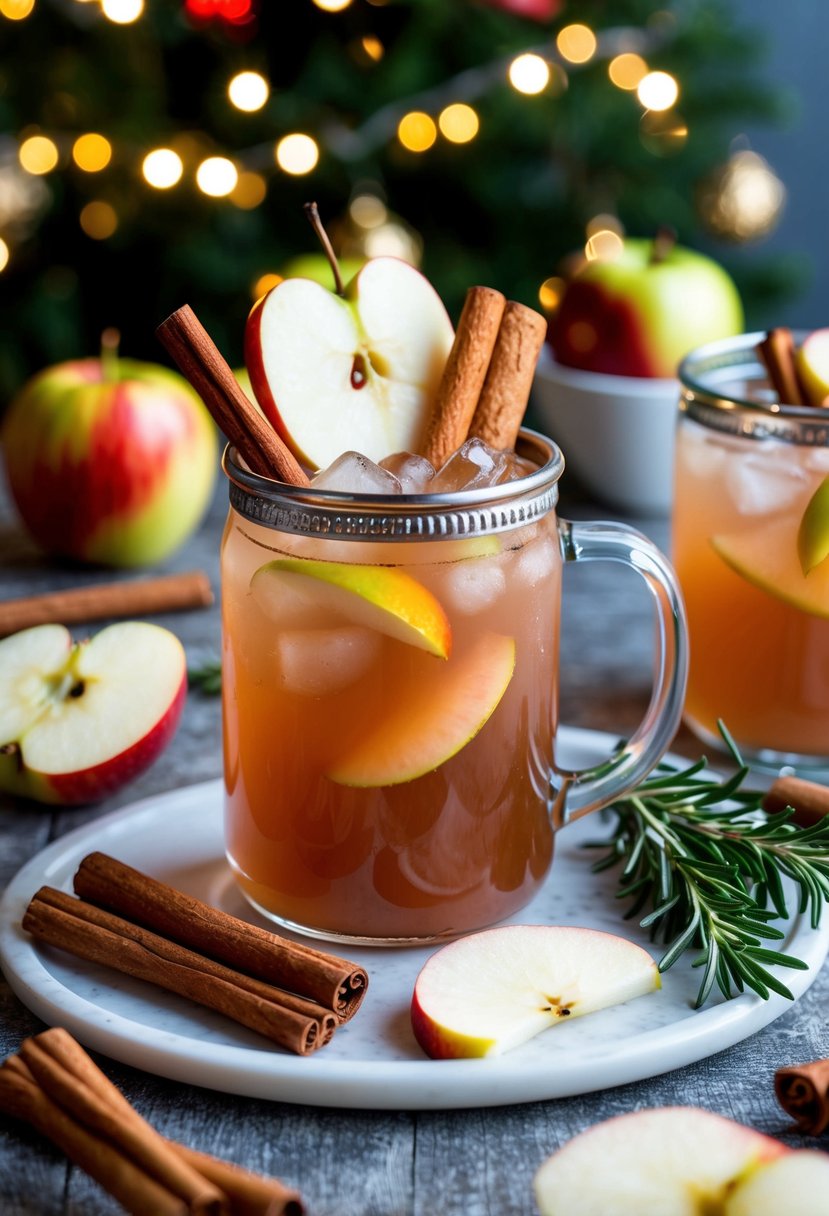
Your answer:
411;924;659;1059
249;557;452;658
533;1107;790;1216
0;622;186;805
244;257;454;469
712;518;829;618
725;1148;829;1216
327;632;514;787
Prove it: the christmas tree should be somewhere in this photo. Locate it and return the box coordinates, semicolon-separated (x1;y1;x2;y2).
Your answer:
0;0;800;400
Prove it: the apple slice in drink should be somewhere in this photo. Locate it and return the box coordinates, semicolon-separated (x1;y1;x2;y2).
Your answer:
712;518;829;618
795;327;829;407
245;256;454;468
411;924;659;1059
250;558;452;658
533;1107;789;1216
0;622;186;805
327;632;515;787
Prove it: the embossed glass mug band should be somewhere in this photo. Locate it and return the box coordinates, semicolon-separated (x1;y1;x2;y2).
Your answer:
221;427;688;944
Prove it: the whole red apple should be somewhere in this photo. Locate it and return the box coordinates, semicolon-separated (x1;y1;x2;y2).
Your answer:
1;342;218;566
548;236;744;378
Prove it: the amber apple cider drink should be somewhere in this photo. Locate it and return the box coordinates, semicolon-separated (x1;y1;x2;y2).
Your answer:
674;335;829;767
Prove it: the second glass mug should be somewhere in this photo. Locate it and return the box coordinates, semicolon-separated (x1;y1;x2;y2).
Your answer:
221;428;688;946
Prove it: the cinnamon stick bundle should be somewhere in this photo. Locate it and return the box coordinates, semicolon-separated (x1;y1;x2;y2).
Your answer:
0;1028;304;1215
0;571;214;639
23;886;336;1055
156;305;309;487
73;852;367;1021
467;300;548;451
775;1058;829;1135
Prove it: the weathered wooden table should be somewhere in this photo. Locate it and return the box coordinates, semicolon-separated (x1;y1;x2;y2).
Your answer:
1;467;827;1215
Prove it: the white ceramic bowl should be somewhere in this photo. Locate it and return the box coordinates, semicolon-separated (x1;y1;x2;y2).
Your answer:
530;347;680;516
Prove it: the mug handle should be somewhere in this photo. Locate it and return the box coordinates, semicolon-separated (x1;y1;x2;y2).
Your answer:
551;518;688;828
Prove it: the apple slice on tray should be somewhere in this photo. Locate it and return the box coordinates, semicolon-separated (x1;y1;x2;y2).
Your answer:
0;622;186;805
410;924;659;1059
249;557;452;658
327;632;515;787
245;255;454;470
712;517;829;618
533;1106;829;1216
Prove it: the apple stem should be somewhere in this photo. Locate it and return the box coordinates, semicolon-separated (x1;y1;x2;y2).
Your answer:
100;328;121;382
304;201;345;296
650;226;677;265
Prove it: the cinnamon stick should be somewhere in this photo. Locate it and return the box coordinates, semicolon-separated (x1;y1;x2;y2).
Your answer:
775;1058;829;1135
2;1029;305;1215
0;1056;190;1216
467;300;547;450
757;327;807;406
0;570;214;639
762;776;829;828
421;286;506;469
73;852;367;1021
23;887;336;1055
156;305;310;487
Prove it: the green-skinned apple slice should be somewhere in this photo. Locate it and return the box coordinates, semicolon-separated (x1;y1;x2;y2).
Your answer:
411;925;659;1060
244;256;454;469
327;632;515;787
797;474;829;574
250;558;452;658
712;518;829;618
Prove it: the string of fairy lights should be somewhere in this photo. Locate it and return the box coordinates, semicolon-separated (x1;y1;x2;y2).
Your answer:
0;0;784;309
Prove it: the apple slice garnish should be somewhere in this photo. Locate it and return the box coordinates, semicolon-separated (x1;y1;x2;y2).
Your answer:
0;622;186;805
244;256;454;469
249;558;452;658
533;1107;790;1216
795;327;829;407
410;924;659;1059
712;517;829;618
724;1148;829;1216
327;632;515;787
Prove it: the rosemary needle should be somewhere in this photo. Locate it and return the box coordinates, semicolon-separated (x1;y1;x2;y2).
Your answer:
587;724;829;1008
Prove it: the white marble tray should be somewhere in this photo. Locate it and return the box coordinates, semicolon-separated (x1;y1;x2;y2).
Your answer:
1;727;826;1110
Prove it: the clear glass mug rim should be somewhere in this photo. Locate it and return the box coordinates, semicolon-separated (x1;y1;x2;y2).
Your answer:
222;427;566;541
679;330;829;446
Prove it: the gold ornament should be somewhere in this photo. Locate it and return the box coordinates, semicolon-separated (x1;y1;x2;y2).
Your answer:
697;150;786;242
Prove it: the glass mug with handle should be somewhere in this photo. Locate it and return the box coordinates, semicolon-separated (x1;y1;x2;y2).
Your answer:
221;428;688;945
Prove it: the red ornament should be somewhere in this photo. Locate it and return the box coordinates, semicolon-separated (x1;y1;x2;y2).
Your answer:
480;0;563;21
184;0;256;28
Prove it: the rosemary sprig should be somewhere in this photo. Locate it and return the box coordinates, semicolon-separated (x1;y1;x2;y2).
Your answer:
588;725;829;1008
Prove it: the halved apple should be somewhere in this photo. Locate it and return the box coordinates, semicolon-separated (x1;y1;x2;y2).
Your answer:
249;558;451;658
244;257;454;469
327;632;515;787
534;1107;789;1216
0;622;186;805
411;924;659;1059
712;517;829;618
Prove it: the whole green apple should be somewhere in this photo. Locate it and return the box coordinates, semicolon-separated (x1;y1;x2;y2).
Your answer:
279;252;366;293
1;353;218;566
549;237;744;378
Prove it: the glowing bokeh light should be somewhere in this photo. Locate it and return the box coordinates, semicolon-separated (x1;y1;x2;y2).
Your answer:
253;272;282;300
231;171;267;209
142;148;184;188
196;156;238;196
508;53;550;95
19;135;59;175
228;71;269;112
312;0;351;10
538;276;565;313
350;194;387;228
397;111;437;153
556;24;597;65
637;70;679;112
72;133;112;172
0;239;9;272
608;52;648;91
0;0;35;19
80;200;118;239
585;229;624;261
438;103;479;144
275;133;319;175
360;35;383;61
101;0;144;23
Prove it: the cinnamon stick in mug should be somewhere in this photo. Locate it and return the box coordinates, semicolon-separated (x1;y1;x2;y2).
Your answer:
757;327;807;407
421;285;506;468
467;300;548;450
